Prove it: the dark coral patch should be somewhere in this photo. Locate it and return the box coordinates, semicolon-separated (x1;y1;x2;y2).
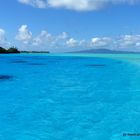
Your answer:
0;75;13;81
86;64;106;67
10;60;28;63
28;63;45;66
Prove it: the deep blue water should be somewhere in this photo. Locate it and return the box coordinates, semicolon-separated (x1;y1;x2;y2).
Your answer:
0;54;140;140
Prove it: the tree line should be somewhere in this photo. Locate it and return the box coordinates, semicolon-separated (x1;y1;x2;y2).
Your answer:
0;47;20;54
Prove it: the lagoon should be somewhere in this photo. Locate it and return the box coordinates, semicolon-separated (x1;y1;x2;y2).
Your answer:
0;54;140;140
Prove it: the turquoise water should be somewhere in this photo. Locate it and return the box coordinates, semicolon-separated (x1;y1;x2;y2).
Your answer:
0;54;140;140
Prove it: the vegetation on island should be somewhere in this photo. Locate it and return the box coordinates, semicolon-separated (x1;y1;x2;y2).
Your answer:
7;47;20;53
0;47;7;53
0;47;20;54
21;51;50;53
0;46;50;54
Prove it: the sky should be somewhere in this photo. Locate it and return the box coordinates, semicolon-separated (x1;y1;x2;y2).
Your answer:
0;0;140;52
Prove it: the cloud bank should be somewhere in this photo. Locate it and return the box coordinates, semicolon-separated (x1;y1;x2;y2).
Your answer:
0;29;6;44
14;25;140;52
15;25;32;44
18;0;139;11
0;28;10;48
1;25;140;52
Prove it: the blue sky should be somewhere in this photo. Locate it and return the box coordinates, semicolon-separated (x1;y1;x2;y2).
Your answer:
0;0;140;52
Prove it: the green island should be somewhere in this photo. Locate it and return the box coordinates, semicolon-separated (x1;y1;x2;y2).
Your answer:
0;47;20;54
21;51;50;54
0;47;50;54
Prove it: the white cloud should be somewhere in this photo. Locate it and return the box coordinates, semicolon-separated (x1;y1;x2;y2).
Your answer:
116;35;140;51
18;0;47;8
91;37;112;47
13;24;140;52
0;29;6;44
0;28;11;48
47;0;103;11
66;38;79;47
32;31;69;49
16;25;32;44
57;32;69;40
18;0;139;11
90;35;140;51
32;30;53;46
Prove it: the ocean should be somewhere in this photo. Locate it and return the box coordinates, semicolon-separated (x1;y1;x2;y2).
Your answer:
0;53;140;140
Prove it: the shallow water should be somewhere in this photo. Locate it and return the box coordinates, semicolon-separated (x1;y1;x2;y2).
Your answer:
0;54;140;140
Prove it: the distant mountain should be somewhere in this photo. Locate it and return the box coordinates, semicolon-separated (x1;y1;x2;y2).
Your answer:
71;49;140;54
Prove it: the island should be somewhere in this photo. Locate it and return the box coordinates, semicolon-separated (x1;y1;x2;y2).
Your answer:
0;47;50;54
0;47;20;54
21;51;50;54
70;49;140;54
